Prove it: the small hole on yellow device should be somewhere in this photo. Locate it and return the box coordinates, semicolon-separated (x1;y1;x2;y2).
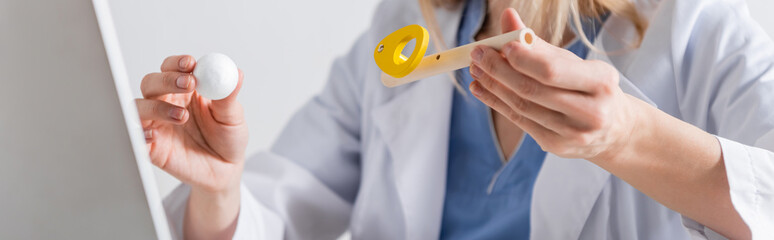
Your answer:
436;55;441;60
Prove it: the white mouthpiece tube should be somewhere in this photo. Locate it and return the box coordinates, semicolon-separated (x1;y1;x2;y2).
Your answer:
381;28;535;88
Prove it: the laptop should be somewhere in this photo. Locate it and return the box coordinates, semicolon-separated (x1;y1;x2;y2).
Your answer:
0;0;171;239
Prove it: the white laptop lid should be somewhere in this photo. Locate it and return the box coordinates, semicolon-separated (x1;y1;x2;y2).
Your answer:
0;0;171;239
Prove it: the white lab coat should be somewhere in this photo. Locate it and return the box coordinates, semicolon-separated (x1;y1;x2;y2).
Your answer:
163;0;774;239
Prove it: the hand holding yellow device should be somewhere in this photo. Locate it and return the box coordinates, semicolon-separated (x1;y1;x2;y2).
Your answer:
374;24;535;87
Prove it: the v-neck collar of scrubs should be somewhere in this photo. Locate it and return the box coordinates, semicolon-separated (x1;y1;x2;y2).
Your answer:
440;0;608;239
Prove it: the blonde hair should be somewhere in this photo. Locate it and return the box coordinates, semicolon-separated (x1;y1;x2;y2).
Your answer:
420;0;647;51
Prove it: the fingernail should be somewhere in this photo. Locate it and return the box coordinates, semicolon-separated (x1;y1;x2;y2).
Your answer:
470;64;482;78
169;108;185;120
144;129;153;139
470;81;481;96
472;47;484;63
179;57;191;69
176;75;190;89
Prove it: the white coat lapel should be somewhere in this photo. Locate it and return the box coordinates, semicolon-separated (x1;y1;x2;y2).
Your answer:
529;72;655;240
371;75;453;240
370;4;462;239
530;154;611;240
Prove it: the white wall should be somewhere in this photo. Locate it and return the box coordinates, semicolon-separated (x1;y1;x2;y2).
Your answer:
110;0;774;198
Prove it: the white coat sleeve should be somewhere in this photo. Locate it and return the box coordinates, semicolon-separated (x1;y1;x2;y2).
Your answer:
670;0;774;238
162;24;377;239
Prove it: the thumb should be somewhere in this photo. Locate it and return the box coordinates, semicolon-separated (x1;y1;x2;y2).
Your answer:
501;8;527;33
207;69;244;125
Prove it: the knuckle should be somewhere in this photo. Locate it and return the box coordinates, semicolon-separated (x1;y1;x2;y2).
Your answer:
510;42;528;57
607;74;620;92
483;61;497;77
475;86;494;104
480;54;497;74
483;75;497;90
163;72;178;88
609;70;620;86
137;101;153;119
560;95;582;112
503;42;520;61
508;41;522;52
540;63;559;83
595;61;619;93
505;108;522;123
150;101;165;117
513;96;529;111
599;78;617;95
555;113;572;129
161;56;177;69
477;89;491;102
585;108;608;130
518;80;538;97
140;73;154;94
162;55;175;63
598;83;614;95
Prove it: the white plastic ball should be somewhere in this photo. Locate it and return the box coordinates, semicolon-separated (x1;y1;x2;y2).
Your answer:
193;53;239;100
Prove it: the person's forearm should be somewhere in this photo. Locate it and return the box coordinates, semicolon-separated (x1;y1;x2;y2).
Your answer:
184;184;241;240
590;95;750;240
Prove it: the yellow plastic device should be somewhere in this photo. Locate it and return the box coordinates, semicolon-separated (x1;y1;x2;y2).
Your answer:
374;24;535;88
373;24;429;78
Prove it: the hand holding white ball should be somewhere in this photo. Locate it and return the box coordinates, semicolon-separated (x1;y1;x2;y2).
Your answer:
193;53;239;100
